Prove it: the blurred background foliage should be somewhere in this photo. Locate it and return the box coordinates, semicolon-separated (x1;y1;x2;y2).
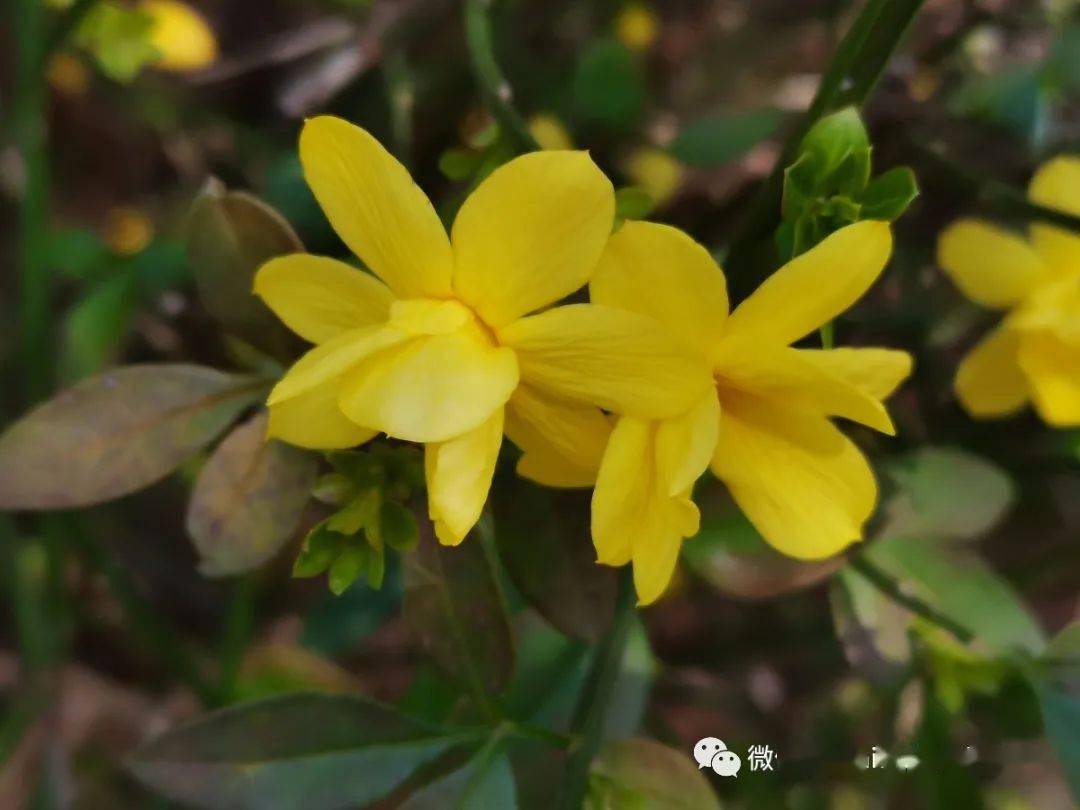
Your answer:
1;0;1079;808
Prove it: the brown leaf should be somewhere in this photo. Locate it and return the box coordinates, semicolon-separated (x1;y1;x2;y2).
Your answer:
0;365;266;510
187;413;318;577
187;181;304;361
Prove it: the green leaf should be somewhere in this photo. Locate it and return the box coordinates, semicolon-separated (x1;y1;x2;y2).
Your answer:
492;479;617;642
831;146;873;196
327;488;381;535
365;542;386;590
187;413;318;577
781;152;818;220
75;1;160;82
311;473;354;506
329;544;369;596
292;522;344;578
798;106;870;180
402;516;515;697
863;536;1044;656
614;186;655;221
401;748;517;809
380;500;419;551
670;108;784;167
1032;622;1080;803
861;166;919;221
586;738;720;810
128;694;478;809
60;270;139;382
49;228;111;281
0;365;264;510
683;485;842;599
187;180;303;361
879;447;1016;544
572;39;645;132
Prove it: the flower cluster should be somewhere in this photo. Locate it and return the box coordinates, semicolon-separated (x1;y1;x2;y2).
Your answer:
257;116;913;603
938;157;1080;426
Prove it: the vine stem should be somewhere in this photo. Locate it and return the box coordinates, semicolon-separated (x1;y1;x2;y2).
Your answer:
725;0;927;298
847;553;975;645
463;0;540;153
559;568;636;810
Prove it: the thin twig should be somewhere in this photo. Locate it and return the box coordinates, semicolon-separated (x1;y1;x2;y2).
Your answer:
847;553;975;645
463;0;540;154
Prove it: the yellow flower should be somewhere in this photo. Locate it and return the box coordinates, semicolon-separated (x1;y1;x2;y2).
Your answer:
582;220;910;603
938;157;1080;426
615;3;659;52
621;147;684;208
140;0;218;72
527;114;574;151
255;116;708;545
104;206;153;256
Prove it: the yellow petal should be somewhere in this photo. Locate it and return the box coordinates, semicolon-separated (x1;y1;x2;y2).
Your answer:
426;409;504;545
1017;332;1080;426
710;392;876;560
254;254;394;344
388;298;471;336
795;348;913;400
267;326;406;405
954;325;1029;418
937;220;1045;309
504;384;611;488
451;151;615;326
1028;156;1080;275
300;116;453;298
589;220;728;355
591;417;652;566
632;492;698;606
338;331;518;443
723;221;892;347
267;379;377;450
501;303;711;420
140;0;218;72
527;114;574;151
715;346;896;434
654;390;720;497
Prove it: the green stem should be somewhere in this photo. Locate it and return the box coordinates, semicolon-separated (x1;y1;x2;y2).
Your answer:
559;569;636;810
725;0;926;297
463;0;539;154
216;576;258;704
383;49;415;169
847;553;975;644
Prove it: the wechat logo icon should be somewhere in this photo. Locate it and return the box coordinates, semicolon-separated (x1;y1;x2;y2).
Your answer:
693;737;742;777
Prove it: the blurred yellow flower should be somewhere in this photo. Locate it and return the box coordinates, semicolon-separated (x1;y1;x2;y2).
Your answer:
938;157;1080;426
256;116;708;545
140;0;218;72
583;220;909;603
622;147;684;208
615;3;659;52
104;206;153;255
527;114;574;151
47;52;91;95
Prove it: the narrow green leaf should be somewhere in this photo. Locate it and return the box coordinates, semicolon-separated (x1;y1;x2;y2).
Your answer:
60;270;139;382
128;694;478;810
670;108;783;168
0;365;264;510
327;488;381;535
401;747;517;809
292;522;343;579
329;544;369;596
187;413;318;577
402;515;515;697
381;500;420;551
861;166;920;220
